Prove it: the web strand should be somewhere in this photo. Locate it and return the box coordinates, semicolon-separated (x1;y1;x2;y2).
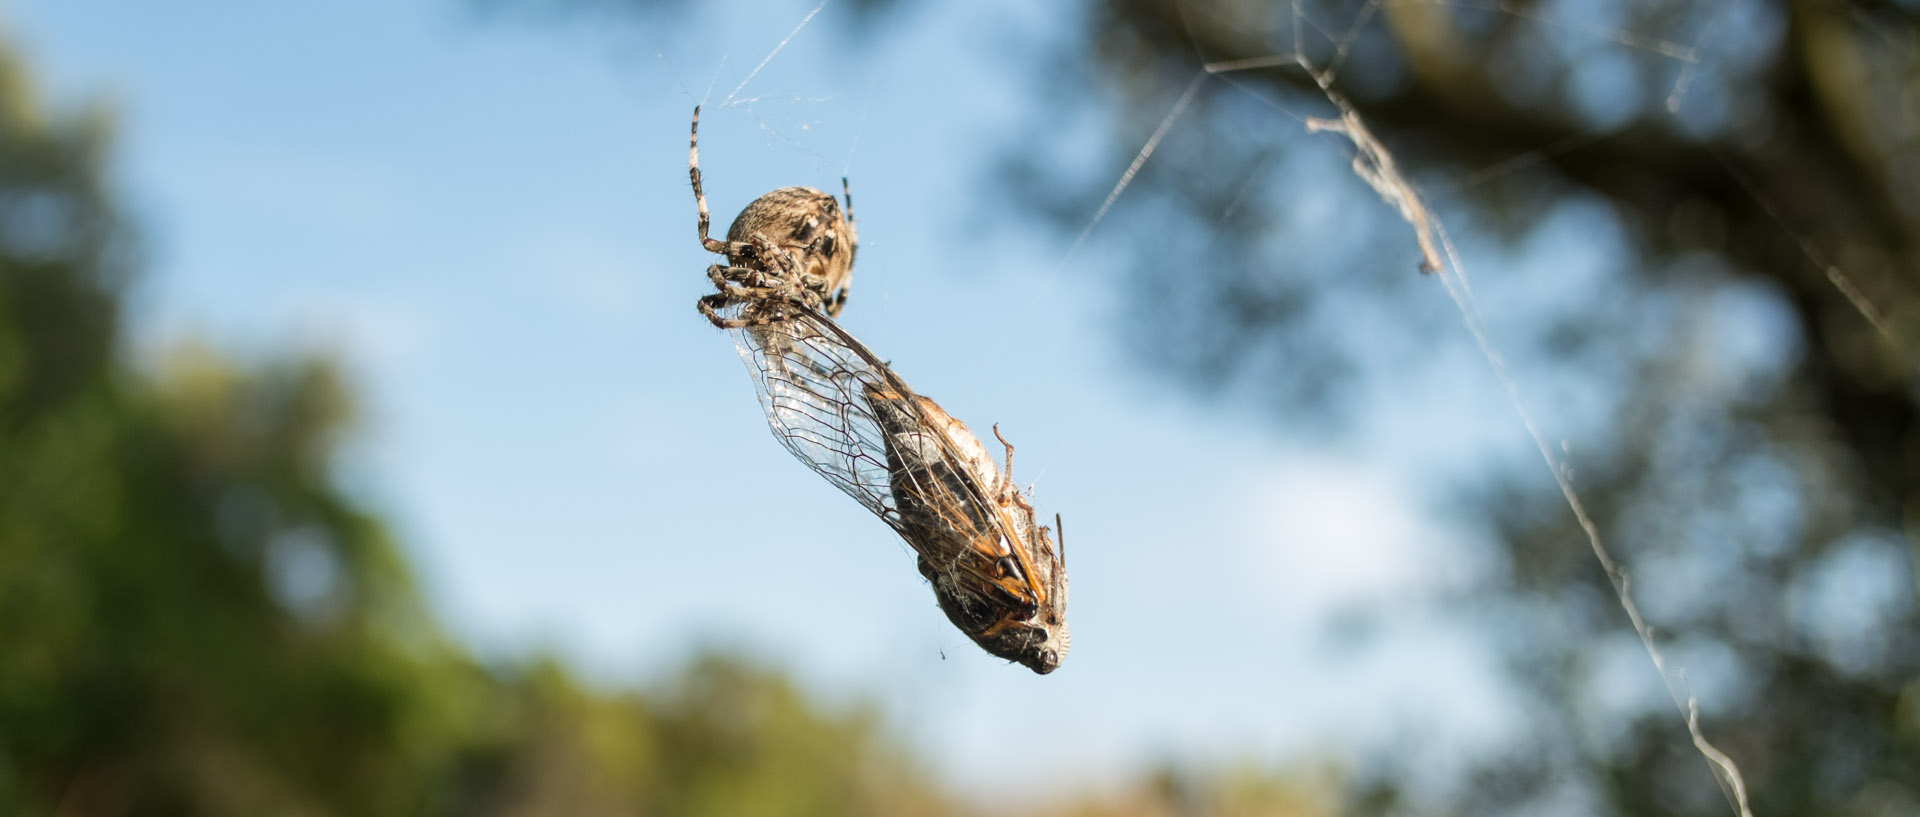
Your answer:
720;0;830;108
1432;131;1611;194
1030;69;1210;490
1708;144;1898;344
1386;0;1700;60
1323;0;1384;83
1074;2;1763;813
1062;71;1209;264
1289;77;1755;812
1296;50;1755;817
1428;225;1754;817
1298;52;1755;817
1665;0;1740;112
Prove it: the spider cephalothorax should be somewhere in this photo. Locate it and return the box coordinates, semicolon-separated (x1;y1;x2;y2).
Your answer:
690;106;857;327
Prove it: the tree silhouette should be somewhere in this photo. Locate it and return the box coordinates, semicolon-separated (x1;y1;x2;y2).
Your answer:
994;2;1920;815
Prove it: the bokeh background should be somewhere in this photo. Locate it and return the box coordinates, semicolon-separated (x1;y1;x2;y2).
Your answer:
1;0;1916;815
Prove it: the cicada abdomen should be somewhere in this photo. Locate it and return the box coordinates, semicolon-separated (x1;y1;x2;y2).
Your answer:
863;381;1069;674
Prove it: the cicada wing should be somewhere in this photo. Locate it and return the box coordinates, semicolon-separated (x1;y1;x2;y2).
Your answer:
716;300;900;523
861;382;998;563
713;300;1042;613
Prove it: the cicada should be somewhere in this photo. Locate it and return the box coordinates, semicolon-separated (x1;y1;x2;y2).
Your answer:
687;108;1069;673
704;298;1070;673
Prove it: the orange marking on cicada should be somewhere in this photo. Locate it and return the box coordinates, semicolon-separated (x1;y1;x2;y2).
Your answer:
895;399;1047;610
976;617;1021;638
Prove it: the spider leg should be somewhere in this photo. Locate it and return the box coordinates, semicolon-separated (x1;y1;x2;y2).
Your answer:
708;264;770;295
744;233;833;305
744;233;829;299
697;293;750;328
832;176;857;319
699;293;801;329
747;233;802;281
689;106;730;256
709;263;818;306
711;282;805;307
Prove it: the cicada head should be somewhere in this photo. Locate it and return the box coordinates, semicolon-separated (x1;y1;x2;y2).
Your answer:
727;186;857;316
1006;518;1070;674
944;512;1070;674
976;610;1070;675
927;574;1070;674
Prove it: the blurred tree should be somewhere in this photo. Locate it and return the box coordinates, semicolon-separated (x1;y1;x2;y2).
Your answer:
1026;764;1333;817
985;2;1920;816
0;33;497;814
0;31;957;817
460;654;960;817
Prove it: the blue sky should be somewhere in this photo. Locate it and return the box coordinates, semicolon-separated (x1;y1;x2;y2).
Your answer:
0;0;1611;796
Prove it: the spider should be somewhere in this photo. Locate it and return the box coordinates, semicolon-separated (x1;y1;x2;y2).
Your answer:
689;106;858;328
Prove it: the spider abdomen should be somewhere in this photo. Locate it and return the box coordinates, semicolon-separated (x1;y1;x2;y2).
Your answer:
727;186;856;317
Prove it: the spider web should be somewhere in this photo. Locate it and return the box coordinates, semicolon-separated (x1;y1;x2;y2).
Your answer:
1069;10;1744;817
1053;1;1912;815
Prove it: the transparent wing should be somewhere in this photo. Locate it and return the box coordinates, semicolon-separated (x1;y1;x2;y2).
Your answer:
713;300;1045;611
718;300;903;525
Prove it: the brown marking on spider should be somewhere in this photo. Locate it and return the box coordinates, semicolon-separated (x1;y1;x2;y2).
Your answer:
690;106;858;326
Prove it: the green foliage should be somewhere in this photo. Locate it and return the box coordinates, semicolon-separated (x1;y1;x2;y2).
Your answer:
0;36;489;811
466;655;958;817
